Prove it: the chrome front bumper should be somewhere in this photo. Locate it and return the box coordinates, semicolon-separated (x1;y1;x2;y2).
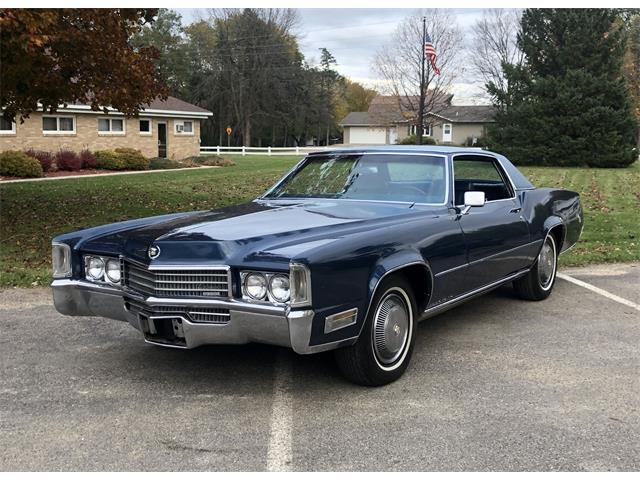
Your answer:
51;279;319;354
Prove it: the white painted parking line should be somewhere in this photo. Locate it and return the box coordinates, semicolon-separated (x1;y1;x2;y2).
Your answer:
266;349;293;472
557;272;640;312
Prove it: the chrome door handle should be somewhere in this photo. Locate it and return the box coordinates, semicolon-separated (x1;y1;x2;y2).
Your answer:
510;207;522;214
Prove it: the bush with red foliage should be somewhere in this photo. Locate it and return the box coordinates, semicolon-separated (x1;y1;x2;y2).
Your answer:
24;149;54;172
55;150;82;171
79;149;97;169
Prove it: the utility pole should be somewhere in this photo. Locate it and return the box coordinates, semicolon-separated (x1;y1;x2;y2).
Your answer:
417;16;426;146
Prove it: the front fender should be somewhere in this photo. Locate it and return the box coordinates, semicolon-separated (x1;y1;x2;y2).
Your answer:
367;251;431;308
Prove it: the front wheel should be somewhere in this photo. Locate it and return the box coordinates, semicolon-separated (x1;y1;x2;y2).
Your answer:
513;233;558;301
334;275;417;386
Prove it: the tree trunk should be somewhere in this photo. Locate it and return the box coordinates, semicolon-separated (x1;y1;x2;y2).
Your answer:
243;116;251;147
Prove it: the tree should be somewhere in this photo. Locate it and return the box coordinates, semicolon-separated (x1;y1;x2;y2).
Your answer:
131;9;189;98
0;9;167;122
373;9;463;126
207;9;304;146
335;79;378;124
469;9;523;99
157;8;371;147
621;12;640;143
487;9;637;167
318;48;339;145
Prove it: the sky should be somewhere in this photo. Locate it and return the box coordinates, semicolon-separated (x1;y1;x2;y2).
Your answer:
175;8;491;104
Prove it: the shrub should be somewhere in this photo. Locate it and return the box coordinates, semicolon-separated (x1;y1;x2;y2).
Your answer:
79;149;97;169
462;136;489;149
95;150;125;170
149;158;189;170
55;150;82;171
114;148;149;170
202;157;235;167
396;135;437;145
0;150;43;178
24;149;54;172
187;155;235;167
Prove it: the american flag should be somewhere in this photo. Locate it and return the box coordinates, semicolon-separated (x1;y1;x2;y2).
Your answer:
424;33;440;75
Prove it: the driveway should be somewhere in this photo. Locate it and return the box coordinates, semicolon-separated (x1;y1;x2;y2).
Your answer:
0;264;638;471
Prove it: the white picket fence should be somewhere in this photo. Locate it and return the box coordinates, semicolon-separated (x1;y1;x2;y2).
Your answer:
200;146;330;156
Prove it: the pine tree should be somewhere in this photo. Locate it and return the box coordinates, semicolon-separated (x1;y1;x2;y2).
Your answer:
487;9;638;167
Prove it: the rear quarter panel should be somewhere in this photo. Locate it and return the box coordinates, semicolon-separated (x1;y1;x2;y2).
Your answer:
520;188;583;252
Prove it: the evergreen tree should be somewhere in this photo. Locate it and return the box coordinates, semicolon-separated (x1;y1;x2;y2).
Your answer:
487;9;638;167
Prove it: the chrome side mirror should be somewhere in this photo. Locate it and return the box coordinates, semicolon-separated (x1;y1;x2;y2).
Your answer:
461;191;486;215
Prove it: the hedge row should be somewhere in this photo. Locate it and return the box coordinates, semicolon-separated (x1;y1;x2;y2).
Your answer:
0;148;150;178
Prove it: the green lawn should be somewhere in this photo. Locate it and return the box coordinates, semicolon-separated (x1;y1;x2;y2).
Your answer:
0;156;638;288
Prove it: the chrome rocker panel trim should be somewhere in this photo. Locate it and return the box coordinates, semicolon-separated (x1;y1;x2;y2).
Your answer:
51;279;319;354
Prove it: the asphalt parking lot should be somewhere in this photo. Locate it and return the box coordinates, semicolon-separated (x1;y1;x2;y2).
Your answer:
1;263;638;471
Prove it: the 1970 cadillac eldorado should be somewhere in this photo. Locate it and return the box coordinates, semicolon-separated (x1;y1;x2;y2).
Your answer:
52;147;583;385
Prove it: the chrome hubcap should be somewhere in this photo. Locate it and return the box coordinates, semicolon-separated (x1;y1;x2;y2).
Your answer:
538;238;556;289
373;293;409;365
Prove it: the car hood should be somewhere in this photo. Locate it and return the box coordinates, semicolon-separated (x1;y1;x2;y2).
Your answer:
79;200;439;267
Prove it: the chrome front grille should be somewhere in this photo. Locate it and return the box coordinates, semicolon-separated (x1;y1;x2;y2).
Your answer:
125;298;230;324
122;260;231;298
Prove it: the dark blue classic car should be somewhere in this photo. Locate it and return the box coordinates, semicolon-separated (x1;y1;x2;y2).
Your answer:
52;147;583;385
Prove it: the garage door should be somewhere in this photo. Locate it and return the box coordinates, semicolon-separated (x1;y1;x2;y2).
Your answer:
348;127;387;144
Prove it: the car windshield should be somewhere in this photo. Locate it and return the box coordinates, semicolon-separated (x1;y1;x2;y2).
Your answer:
264;154;447;204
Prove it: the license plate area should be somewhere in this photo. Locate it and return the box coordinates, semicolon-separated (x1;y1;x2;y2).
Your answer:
139;314;187;348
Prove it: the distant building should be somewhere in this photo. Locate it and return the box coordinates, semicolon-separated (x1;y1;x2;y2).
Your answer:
0;96;212;159
340;95;495;146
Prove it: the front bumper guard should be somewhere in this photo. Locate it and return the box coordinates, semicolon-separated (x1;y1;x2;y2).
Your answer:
51;279;319;354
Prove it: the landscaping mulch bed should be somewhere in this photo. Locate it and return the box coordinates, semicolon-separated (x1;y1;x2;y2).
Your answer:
1;169;120;181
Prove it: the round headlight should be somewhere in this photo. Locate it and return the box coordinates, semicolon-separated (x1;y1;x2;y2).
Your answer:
244;273;267;300
269;274;290;302
87;257;104;280
105;259;121;283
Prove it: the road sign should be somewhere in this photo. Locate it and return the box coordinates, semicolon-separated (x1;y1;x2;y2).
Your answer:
226;126;232;136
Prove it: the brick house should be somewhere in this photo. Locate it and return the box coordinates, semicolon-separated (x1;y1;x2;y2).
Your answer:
340;95;495;146
0;96;213;159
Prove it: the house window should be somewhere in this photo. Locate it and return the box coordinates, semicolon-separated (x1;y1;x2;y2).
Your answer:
0;116;16;135
175;120;193;135
42;115;75;134
98;117;125;134
139;118;152;135
409;124;432;136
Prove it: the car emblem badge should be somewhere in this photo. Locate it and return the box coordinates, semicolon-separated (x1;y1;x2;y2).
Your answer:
148;245;161;259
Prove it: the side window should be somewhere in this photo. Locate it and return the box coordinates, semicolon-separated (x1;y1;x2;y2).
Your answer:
387;161;443;182
453;157;513;204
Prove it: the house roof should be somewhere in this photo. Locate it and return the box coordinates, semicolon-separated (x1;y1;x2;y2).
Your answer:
340;95;495;128
426;105;496;123
145;96;212;114
339;112;384;126
53;95;213;118
367;94;455;124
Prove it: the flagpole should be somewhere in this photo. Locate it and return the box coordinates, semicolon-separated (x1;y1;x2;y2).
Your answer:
417;16;426;146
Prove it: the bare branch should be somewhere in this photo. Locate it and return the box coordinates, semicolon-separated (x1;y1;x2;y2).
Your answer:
372;9;463;122
468;9;523;93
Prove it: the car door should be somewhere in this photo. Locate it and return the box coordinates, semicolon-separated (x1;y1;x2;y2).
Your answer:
453;154;531;290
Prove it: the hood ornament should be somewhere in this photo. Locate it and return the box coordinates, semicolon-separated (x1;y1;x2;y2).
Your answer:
148;245;161;259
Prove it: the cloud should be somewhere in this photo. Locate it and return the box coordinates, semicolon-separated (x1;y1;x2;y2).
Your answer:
176;8;488;88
